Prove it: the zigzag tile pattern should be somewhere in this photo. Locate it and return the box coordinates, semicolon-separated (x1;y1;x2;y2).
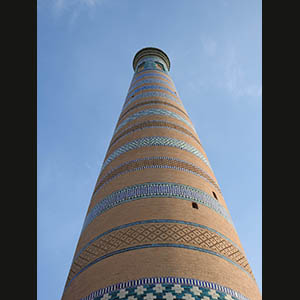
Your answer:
123;91;182;110
94;157;221;196
101;136;210;172
109;120;201;149
114;108;195;135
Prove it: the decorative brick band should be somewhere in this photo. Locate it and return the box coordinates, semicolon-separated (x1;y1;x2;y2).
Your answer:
103;136;208;171
94;157;221;197
130;72;174;87
76;219;242;263
128;78;176;94
122;91;183;111
83;182;232;233
114;108;195;135
109;120;201;149
126;85;177;101
101;136;210;172
81;277;249;300
119;99;188;122
66;220;252;290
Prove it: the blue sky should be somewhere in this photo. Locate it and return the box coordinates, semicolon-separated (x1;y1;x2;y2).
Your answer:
37;1;262;299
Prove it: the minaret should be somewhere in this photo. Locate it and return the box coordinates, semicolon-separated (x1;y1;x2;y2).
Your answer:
61;47;261;300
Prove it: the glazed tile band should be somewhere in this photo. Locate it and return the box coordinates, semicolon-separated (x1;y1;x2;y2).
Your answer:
101;136;211;172
74;219;242;264
113;108;195;135
67;219;252;289
126;85;177;101
80;277;249;300
68;244;252;291
128;78;177;94
119;99;189;121
130;71;174;87
108;120;202;149
134;56;169;73
82;182;232;233
122;91;183;111
93;156;221;197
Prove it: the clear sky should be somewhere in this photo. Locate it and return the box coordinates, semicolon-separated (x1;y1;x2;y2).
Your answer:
37;1;262;299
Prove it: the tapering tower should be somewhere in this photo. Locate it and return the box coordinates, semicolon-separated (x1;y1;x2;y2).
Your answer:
61;47;261;300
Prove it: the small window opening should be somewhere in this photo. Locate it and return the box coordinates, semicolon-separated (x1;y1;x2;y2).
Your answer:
192;202;198;209
155;61;165;71
137;62;145;72
212;191;218;200
131;94;135;98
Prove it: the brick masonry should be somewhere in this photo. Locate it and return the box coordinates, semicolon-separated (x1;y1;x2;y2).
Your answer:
61;48;261;300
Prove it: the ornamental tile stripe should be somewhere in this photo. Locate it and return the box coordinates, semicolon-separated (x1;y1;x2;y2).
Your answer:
130;71;173;84
109;120;201;149
126;85;177;101
101;137;210;172
136;55;168;66
135;56;169;74
119;99;188;121
74;219;242;264
94;157;220;196
128;78;176;94
130;72;174;87
66;243;252;290
82;182;232;233
114;108;195;135
122;91;182;111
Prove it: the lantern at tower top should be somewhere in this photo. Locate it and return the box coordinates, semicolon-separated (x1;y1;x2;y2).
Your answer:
132;47;171;73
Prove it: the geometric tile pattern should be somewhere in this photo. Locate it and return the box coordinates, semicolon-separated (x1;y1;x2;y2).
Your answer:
66;220;253;289
101;136;210;171
135;56;169;73
129;72;174;88
94;156;221;196
128;78;176;94
113;108;195;134
122;91;183;111
119;99;188;122
80;277;249;300
75;219;243;263
126;85;177;100
109;120;201;149
83;182;232;232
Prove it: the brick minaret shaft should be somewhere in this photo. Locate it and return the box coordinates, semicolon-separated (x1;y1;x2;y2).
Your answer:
61;47;261;300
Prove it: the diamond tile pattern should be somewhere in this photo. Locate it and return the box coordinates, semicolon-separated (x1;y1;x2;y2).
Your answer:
66;221;253;288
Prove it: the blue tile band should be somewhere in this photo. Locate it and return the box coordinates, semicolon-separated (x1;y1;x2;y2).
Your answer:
94;156;221;197
109;120;201;150
122;91;183;111
130;71;174;87
80;277;249;300
119;99;189;122
66;243;251;290
128;78;176;94
82;182;232;233
134;56;169;74
114;108;195;135
75;219;242;264
101;136;210;172
126;85;177;100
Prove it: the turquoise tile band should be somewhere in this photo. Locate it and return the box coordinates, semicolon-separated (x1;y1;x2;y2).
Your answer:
101;136;210;172
83;182;232;233
81;277;249;300
114;108;195;134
